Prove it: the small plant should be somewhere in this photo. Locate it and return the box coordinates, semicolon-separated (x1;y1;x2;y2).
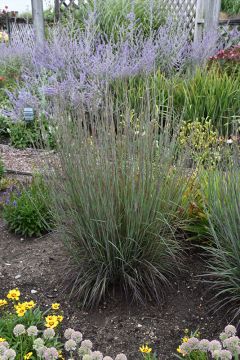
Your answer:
0;288;63;360
176;324;240;360
178;119;221;167
3;177;52;237
139;344;157;359
0;288;128;360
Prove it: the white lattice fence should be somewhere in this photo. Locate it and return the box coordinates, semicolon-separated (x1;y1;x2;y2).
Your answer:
10;23;35;48
161;0;197;34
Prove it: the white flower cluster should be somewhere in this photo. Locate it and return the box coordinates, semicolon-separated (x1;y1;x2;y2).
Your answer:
179;325;239;359
0;342;16;360
10;324;127;360
64;328;127;360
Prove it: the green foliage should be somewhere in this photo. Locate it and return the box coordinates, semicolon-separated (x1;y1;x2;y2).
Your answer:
178;119;220;167
7;121;39;149
221;0;240;14
3;177;53;237
172;67;240;133
111;68;240;134
54;0;168;37
6;117;56;150
202;166;240;315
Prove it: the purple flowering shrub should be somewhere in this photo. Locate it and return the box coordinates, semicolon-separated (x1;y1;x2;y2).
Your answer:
1;10;238;129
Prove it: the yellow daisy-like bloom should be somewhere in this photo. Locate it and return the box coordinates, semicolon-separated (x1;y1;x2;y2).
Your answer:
0;338;6;342
16;308;26;317
23;301;36;310
57;315;63;322
45;315;59;329
139;345;152;354
58;351;64;360
177;345;186;356
7;289;20;301
0;299;7;307
51;303;60;310
182;337;189;343
24;352;33;360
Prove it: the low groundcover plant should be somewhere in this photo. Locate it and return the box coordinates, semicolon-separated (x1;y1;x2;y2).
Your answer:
176;325;240;359
0;288;129;360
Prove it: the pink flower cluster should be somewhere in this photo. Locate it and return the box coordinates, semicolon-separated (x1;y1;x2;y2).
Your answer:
210;46;240;62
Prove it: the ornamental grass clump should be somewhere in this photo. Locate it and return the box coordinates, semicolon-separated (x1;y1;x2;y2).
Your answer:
47;88;191;308
201;162;240;316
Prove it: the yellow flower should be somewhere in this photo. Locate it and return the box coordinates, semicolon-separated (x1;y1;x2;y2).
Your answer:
7;289;20;301
24;352;33;360
51;303;60;310
139;345;152;354
0;338;6;342
58;351;64;360
23;301;36;310
45;315;59;329
0;299;7;307
57;315;63;322
182;337;189;343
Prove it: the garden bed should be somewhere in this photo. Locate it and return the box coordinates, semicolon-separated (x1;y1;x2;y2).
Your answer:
0;216;229;359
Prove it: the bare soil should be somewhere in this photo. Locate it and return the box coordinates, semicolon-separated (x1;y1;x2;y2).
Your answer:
0;218;230;359
0;144;230;359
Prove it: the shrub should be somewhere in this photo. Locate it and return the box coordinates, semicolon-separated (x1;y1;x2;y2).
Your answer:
201;166;240;315
3;177;52;237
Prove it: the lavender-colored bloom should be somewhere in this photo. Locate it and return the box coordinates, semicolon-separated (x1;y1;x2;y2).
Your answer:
81;340;93;350
71;330;83;343
43;347;59;360
209;340;222;353
12;200;17;207
64;339;77;352
2;349;16;360
115;355;127;360
91;352;103;360
198;339;210;352
27;325;38;336
33;338;45;350
218;350;232;360
223;336;240;352
224;325;237;337
13;324;25;337
43;328;55;340
0;345;7;356
64;328;75;340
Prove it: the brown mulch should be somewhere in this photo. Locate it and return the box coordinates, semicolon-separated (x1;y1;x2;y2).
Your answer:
0;144;57;175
